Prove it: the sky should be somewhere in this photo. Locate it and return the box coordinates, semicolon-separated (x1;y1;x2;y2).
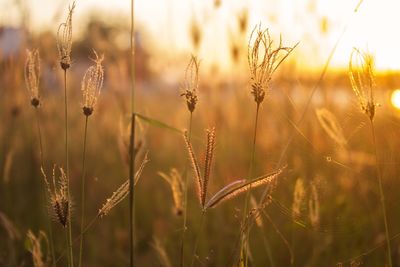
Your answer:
1;0;400;71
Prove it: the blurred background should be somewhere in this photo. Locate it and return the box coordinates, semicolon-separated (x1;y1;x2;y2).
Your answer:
1;0;400;266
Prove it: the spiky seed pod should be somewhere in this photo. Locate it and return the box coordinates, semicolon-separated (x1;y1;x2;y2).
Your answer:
98;153;149;217
25;49;41;108
159;168;184;216
349;48;377;121
57;2;75;70
41;166;70;227
181;55;200;113
81;50;104;116
248;25;297;105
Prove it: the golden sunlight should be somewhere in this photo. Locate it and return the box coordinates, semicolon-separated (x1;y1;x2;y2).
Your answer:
391;89;400;109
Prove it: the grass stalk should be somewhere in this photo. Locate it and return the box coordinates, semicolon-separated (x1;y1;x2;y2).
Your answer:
370;120;392;267
130;0;136;265
78;116;89;267
180;112;193;267
190;211;206;267
64;69;73;267
242;103;260;267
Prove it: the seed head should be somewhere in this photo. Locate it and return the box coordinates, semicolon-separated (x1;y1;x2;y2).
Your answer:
248;25;297;105
57;2;75;70
181;55;200;113
24;49;40;108
349;48;377;121
41;166;70;227
81;50;104;116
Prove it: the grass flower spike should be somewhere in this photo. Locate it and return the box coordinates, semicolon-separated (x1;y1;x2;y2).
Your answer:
248;25;297;105
25;49;41;108
349;48;376;120
41;166;70;228
181;55;200;113
81;50;104;116
57;1;75;70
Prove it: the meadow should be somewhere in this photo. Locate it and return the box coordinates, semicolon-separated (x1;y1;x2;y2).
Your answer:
1;0;400;266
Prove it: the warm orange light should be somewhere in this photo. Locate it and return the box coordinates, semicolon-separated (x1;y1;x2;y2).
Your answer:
390;89;400;109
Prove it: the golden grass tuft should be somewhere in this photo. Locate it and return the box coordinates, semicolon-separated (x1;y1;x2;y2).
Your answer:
26;230;49;267
57;1;75;70
181;55;200;113
159;168;184;216
24;49;41;108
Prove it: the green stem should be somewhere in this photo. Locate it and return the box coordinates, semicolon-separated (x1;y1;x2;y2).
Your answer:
190;211;206;267
242;103;260;267
370;120;392;267
64;69;73;267
78;116;89;267
35;109;57;267
130;0;136;265
180;112;193;267
129;113;136;267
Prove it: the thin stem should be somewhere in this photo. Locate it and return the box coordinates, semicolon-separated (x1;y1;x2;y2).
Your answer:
129;113;136;267
78;116;89;267
242;103;260;267
190;211;206;267
130;0;136;266
64;69;73;267
370;120;392;267
35;109;56;267
180;112;193;267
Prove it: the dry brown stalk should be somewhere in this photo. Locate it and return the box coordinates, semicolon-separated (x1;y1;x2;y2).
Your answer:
26;230;50;267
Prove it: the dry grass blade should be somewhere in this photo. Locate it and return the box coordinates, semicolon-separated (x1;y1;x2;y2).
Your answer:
316;108;347;147
183;131;202;205
308;182;320;228
0;211;20;240
348;48;376;120
159;168;184;216
26;230;50;267
98;152;149;217
205;166;286;209
202;127;216;207
152;238;172;267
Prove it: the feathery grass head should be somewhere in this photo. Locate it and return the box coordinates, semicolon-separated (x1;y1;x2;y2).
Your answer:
308;182;320;228
349;48;377;121
181;55;200;113
81;50;104;116
57;1;75;70
316;108;347;147
183;127;216;209
26;230;49;267
98;153;149;217
24;49;41;108
159;168;184;216
248;24;297;105
41;166;70;228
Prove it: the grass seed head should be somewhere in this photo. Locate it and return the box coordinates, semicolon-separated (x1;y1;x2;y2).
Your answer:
57;1;75;70
349;48;377;121
248;24;297;105
181;55;200;113
82;50;104;116
24;49;41;108
159;168;184;216
26;230;49;267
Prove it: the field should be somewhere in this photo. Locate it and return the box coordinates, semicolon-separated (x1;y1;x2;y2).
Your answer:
1;0;400;266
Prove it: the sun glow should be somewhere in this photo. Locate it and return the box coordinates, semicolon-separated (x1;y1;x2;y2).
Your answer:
390;89;400;110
